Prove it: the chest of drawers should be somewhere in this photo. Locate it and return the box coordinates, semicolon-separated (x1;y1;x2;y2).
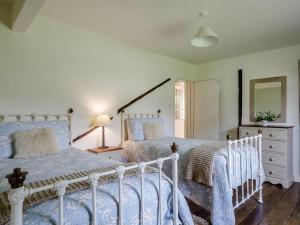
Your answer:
239;125;294;188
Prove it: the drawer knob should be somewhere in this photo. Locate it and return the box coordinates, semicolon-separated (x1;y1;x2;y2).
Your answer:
269;133;273;137
269;145;273;149
246;132;250;135
269;171;273;175
269;157;273;162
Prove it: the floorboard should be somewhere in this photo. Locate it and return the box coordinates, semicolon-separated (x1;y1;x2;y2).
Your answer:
286;199;300;225
187;182;300;225
259;183;300;225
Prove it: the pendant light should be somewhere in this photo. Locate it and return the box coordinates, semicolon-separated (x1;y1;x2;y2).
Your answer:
190;11;219;47
190;26;219;47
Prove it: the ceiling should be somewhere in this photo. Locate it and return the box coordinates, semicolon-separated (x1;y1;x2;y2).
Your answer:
37;0;300;64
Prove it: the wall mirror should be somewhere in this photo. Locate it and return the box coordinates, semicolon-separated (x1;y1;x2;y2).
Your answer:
250;76;286;122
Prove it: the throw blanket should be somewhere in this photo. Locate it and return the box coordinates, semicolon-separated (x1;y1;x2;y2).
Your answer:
0;165;155;225
184;143;226;186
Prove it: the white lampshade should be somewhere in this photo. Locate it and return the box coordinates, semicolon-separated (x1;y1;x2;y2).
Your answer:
93;114;111;127
190;26;219;47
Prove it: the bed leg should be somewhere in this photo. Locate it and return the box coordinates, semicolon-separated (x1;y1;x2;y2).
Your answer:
8;187;27;225
258;187;263;204
171;143;179;225
6;168;29;225
226;134;233;197
258;131;263;204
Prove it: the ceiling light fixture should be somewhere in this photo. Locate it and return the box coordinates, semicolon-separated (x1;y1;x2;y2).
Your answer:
190;11;219;47
190;26;219;47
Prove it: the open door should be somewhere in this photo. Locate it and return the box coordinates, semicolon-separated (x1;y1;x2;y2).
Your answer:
193;80;220;140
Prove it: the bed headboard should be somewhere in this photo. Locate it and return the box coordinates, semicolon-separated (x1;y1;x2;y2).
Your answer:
121;110;161;145
0;108;74;146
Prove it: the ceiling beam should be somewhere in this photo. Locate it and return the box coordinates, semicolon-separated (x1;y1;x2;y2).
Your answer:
11;0;46;32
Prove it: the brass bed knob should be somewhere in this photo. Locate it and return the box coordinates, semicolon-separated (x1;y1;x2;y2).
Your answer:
170;143;178;153
258;129;262;134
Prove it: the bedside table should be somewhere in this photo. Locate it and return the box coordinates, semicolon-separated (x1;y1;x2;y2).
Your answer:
88;147;124;161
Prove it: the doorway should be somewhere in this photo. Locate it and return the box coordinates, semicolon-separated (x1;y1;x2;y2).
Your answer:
175;81;185;138
174;79;220;140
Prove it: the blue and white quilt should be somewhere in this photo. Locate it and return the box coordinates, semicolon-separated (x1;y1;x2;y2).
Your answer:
123;137;265;225
0;149;194;225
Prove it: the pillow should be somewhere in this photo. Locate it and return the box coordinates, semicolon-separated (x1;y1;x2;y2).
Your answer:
127;117;165;141
143;122;166;140
0;120;70;158
12;128;60;159
127;118;145;141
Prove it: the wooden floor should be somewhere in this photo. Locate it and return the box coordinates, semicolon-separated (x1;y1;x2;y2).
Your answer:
188;182;300;225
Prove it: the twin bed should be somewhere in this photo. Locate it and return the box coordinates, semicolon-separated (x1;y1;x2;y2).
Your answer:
121;112;265;225
0;112;192;225
0;110;264;225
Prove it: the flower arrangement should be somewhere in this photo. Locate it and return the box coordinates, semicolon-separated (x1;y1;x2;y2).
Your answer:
256;111;280;122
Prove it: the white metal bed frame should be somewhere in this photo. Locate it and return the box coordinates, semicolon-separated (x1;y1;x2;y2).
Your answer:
7;153;180;225
227;134;263;209
0;110;73;146
121;111;161;145
3;110;180;225
121;112;264;210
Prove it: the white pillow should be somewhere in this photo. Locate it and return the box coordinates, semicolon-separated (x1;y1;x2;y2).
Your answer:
143;122;166;140
12;128;60;159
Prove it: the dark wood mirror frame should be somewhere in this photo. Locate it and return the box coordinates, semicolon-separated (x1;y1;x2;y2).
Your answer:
250;76;287;123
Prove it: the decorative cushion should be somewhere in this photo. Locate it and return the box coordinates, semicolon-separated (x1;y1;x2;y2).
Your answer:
127;118;146;141
143;122;166;140
12;128;60;159
127;117;165;141
0;120;70;158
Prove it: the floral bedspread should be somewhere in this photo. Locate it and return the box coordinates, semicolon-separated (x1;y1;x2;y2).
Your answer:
0;149;194;225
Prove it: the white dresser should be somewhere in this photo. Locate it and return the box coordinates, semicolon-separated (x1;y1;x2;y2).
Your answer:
239;125;294;188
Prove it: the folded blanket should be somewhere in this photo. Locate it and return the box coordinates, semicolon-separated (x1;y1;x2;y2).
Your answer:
0;165;156;225
184;143;226;186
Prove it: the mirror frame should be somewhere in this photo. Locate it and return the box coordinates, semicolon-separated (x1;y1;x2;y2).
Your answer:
250;76;287;123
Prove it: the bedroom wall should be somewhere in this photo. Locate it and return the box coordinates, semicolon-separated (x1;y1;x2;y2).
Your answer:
0;2;10;28
196;45;300;180
0;15;196;149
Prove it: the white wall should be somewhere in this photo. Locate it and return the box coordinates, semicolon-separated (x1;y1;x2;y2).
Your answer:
196;45;300;180
0;15;196;149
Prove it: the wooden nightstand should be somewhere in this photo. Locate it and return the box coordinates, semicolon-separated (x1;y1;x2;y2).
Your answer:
88;146;124;161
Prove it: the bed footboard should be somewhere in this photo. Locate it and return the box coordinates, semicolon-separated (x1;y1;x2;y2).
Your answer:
6;145;180;225
227;131;263;209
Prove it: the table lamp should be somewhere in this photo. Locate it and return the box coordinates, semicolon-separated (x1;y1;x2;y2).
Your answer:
93;114;111;149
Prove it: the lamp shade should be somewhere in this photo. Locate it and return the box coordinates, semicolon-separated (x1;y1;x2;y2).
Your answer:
190;26;219;47
93;114;111;127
